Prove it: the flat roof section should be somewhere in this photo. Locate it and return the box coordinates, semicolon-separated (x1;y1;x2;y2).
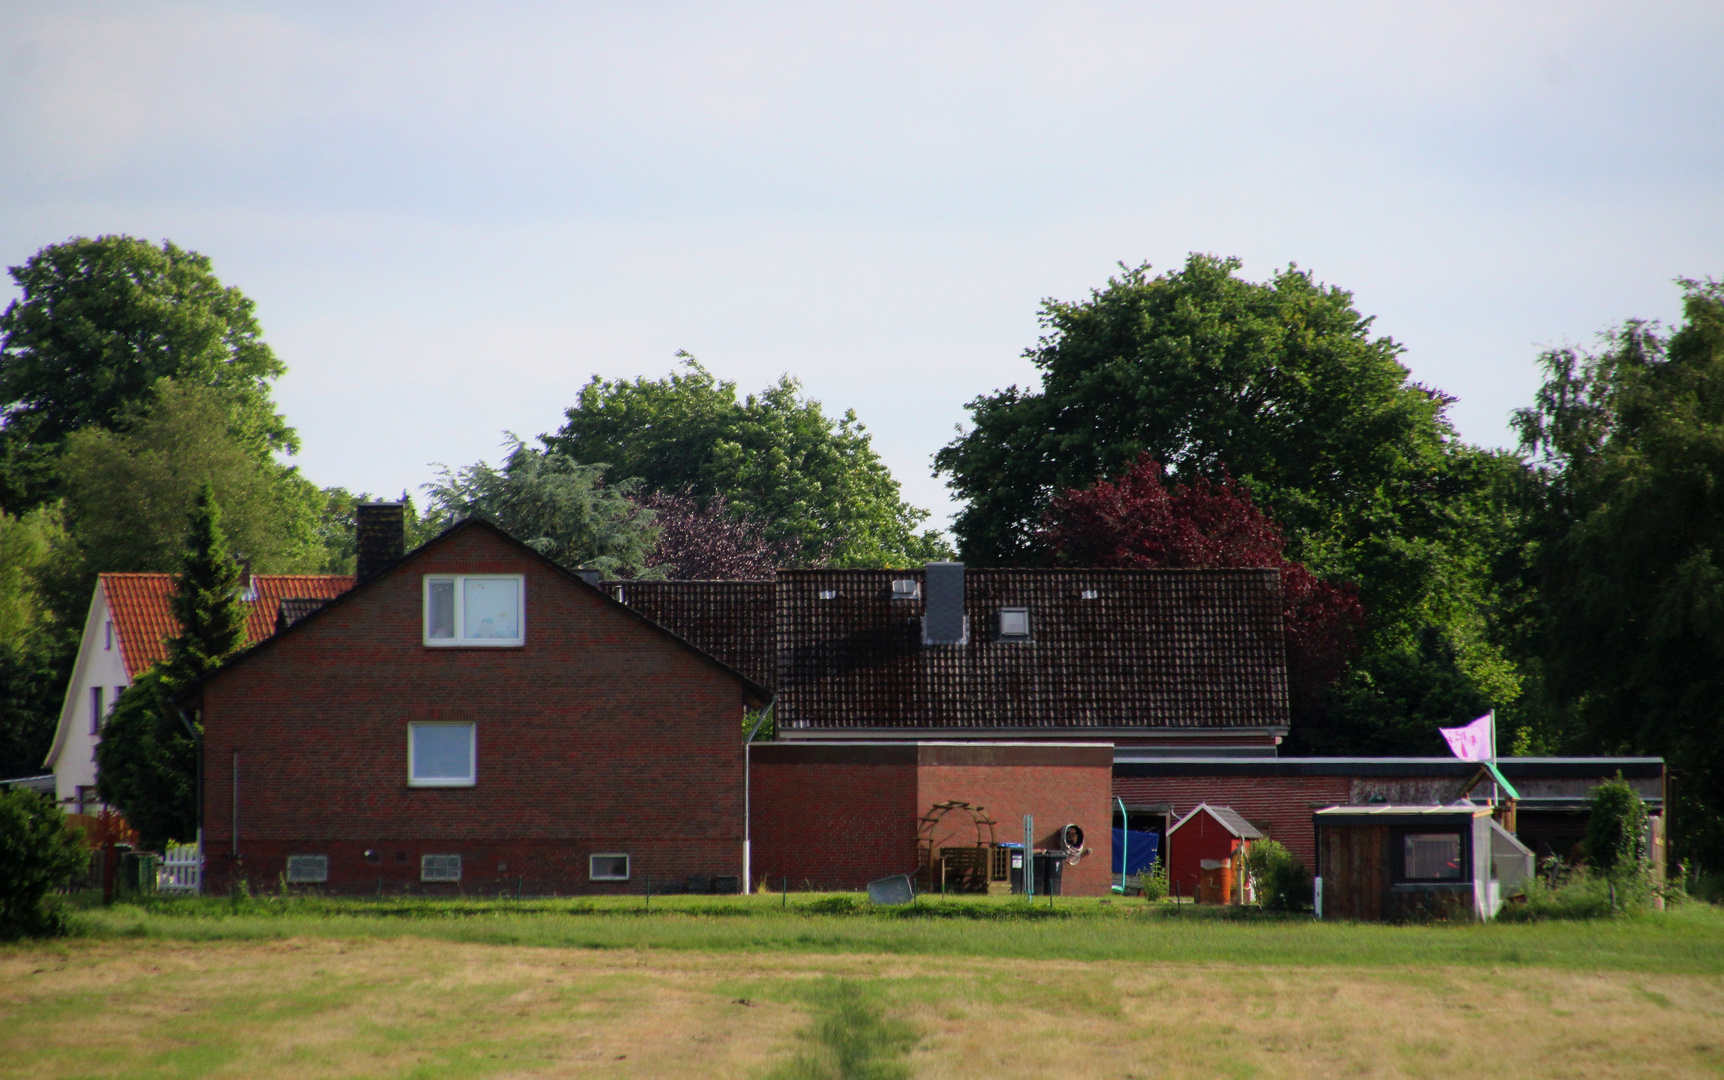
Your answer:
1113;756;1665;780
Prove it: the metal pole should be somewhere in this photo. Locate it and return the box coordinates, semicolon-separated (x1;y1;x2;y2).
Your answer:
1489;710;1498;807
1023;814;1034;900
742;703;774;895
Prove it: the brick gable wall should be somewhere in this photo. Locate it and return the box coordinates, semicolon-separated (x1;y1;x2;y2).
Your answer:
198;524;752;895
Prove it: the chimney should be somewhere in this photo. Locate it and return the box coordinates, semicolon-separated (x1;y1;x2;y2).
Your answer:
355;502;406;583
922;561;967;645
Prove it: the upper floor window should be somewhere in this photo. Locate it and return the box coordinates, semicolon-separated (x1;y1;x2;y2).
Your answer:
424;575;524;646
104;621;113;650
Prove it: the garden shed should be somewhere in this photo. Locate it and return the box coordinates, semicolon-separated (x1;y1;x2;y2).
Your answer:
1314;805;1535;922
1167;803;1261;903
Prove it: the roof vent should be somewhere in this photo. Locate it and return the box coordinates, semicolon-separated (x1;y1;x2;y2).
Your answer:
922;562;967;645
890;578;920;600
818;589;838;600
355;502;407;583
1080;589;1098;600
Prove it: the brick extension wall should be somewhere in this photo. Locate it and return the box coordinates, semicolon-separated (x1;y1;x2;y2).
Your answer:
196;522;761;896
749;743;1114;896
1112;774;1350;873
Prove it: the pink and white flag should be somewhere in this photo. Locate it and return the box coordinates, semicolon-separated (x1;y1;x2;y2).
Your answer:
1439;714;1493;761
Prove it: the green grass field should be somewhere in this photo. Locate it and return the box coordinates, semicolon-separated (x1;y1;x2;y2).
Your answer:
4;895;1723;1079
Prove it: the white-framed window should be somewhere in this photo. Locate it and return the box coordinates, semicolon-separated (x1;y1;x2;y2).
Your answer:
285;855;329;883
408;723;476;787
589;853;630;881
421;854;462;882
423;575;524;646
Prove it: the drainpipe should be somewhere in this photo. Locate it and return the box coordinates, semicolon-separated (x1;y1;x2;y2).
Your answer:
741;703;774;895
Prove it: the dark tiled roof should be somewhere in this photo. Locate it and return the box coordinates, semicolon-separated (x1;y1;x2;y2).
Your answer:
610;567;1289;733
604;580;776;690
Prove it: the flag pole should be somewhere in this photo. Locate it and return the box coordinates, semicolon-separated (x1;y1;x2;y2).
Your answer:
1489;710;1498;807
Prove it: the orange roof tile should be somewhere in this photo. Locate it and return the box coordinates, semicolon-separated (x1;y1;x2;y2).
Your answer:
101;573;354;680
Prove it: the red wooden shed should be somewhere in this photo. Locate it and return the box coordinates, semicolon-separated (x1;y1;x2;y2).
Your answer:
1167;803;1262;903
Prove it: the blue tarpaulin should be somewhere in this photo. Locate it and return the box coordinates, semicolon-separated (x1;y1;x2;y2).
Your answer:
1111;829;1160;876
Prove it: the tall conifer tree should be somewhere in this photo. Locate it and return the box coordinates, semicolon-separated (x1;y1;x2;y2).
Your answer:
163;485;247;686
96;487;248;846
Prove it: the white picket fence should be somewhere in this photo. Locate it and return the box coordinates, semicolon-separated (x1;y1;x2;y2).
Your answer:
157;841;203;895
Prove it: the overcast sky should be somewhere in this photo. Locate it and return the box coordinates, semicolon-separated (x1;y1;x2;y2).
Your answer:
2;2;1719;532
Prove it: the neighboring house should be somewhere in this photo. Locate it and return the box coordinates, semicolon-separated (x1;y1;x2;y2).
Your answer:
44;571;353;814
611;563;1287;896
180;508;769;896
613;567;1666;896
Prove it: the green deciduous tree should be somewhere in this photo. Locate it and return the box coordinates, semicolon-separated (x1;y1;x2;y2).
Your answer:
1514;279;1724;868
428;437;661;578
935;255;1522;752
546;355;949;567
0;235;293;511
0;787;89;939
96;489;248;848
57;380;325;578
0;504;80;780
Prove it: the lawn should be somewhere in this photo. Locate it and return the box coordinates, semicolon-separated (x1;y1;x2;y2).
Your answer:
3;896;1722;1079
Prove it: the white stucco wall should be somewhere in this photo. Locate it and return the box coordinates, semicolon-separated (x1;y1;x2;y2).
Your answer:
46;582;132;812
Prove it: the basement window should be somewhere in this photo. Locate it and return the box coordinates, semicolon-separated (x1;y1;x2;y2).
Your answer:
997;608;1031;640
285;855;328;883
590;853;630;881
421;854;462;882
1401;832;1463;881
409;723;476;787
424;575;524;646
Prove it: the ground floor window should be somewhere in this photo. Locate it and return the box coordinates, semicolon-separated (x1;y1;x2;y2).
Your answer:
409;723;476;787
589;854;630;881
286;855;329;883
1402;832;1462;881
421;854;462;882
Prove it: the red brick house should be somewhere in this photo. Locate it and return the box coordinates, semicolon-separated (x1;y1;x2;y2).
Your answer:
183;508;768;896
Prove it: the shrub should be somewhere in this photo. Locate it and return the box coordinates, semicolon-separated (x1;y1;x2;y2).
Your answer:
1587;775;1649;880
0;788;90;940
1496;860;1652;922
1243;839;1311;912
1138;859;1169;902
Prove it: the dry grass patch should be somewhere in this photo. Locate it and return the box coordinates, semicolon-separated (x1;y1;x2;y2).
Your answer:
4;937;1724;1079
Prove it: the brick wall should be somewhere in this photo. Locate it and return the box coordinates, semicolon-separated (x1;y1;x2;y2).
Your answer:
749;749;919;891
1112;774;1350;872
749;743;1114;896
198;522;756;895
